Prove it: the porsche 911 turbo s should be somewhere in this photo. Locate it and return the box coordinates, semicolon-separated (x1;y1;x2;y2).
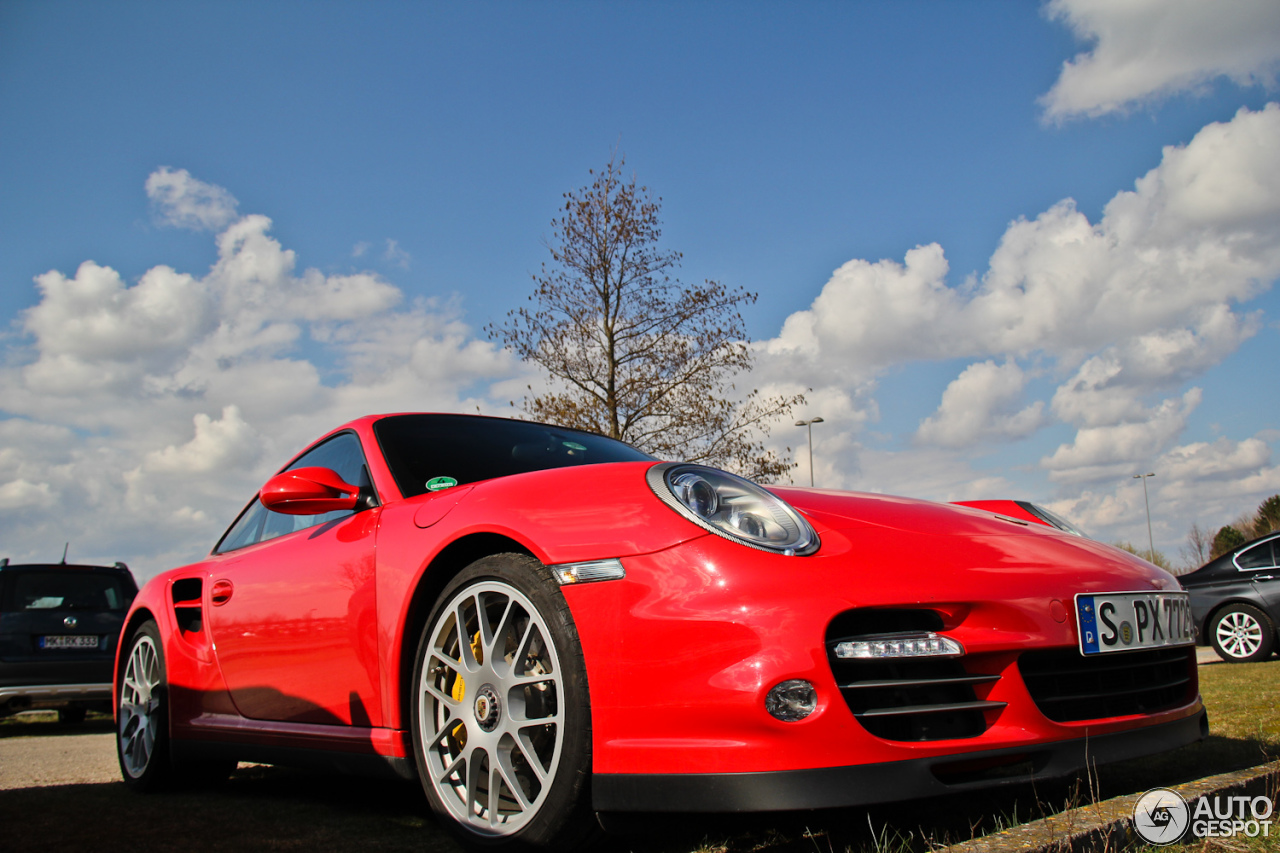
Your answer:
115;413;1206;848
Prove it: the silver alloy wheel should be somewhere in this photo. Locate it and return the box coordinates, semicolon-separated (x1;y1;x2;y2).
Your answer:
1216;610;1264;659
119;633;162;778
418;580;564;837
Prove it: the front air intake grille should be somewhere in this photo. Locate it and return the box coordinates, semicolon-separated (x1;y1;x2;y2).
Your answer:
825;609;1003;742
1018;646;1196;723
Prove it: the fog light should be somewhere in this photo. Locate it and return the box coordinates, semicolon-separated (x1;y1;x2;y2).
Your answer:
834;632;963;659
765;679;817;722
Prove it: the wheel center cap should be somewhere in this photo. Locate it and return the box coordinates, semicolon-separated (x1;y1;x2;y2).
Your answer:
473;684;501;731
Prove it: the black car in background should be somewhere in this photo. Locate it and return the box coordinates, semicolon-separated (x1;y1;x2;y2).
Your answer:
1180;533;1280;663
0;560;138;722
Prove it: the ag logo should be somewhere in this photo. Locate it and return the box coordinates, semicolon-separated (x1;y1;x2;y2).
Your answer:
1133;788;1189;845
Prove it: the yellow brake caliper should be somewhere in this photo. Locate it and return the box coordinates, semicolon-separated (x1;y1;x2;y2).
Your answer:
450;630;484;702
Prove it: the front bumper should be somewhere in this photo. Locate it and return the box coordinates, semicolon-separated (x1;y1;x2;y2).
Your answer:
594;708;1208;812
564;527;1203;780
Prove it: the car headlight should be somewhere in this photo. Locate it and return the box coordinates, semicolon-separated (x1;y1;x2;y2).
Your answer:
646;462;820;556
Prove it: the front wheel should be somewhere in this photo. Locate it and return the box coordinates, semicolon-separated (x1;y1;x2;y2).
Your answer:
1209;603;1275;662
410;553;595;849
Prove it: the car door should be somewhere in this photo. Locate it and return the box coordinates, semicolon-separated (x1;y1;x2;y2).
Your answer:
204;432;383;727
1239;537;1280;625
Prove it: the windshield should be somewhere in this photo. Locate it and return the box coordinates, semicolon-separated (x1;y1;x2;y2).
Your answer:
1023;502;1090;538
373;414;653;498
1;569;133;612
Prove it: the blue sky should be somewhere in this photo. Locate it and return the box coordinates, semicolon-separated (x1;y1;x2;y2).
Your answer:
2;0;1280;576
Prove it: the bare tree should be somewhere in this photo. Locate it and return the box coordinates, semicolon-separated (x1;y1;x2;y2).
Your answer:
491;154;803;481
1178;522;1212;572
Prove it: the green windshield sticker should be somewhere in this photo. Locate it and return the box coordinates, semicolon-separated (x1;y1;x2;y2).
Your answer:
563;442;587;451
426;476;458;491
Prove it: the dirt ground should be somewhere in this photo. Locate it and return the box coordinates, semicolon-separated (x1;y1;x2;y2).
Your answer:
0;712;119;790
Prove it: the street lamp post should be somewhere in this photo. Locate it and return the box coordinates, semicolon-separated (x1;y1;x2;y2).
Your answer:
1133;472;1156;557
795;417;824;487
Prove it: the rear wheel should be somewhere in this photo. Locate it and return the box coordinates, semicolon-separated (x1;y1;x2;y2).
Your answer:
410;554;595;849
117;620;233;790
118;621;172;790
1210;603;1275;662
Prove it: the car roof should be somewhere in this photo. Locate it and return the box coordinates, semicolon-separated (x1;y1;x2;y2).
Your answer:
0;561;133;574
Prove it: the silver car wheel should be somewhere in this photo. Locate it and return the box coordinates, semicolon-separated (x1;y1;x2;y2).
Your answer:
119;633;162;778
1216;609;1264;659
417;579;565;837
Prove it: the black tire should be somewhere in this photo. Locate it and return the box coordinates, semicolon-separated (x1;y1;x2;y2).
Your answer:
117;620;233;791
1209;603;1276;663
58;706;87;724
410;553;596;850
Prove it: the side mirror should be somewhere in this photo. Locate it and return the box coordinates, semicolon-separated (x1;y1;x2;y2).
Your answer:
260;467;360;515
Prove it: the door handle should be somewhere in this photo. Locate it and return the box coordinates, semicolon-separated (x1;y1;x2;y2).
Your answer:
211;579;234;605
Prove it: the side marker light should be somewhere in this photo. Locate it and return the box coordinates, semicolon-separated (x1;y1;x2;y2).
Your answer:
552;558;626;585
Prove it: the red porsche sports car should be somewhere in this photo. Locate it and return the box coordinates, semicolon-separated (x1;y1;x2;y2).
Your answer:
115;413;1205;848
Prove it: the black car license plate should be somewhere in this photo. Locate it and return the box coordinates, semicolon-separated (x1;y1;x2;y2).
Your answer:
39;635;100;649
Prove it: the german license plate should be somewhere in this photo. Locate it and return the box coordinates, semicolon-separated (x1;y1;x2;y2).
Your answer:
1076;592;1194;655
39;635;100;649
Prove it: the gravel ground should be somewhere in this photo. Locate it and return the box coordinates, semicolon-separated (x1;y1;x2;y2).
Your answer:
0;731;119;789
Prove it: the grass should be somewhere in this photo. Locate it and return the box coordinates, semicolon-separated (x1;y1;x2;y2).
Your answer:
2;660;1279;853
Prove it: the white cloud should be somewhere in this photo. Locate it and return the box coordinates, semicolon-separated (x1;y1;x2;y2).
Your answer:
0;168;518;576
760;105;1280;446
0;479;56;511
146;167;239;231
1050;309;1259;429
854;446;1015;504
1159;437;1272;484
1041;0;1280;121
917;361;1046;448
1045;435;1280;558
142;406;259;475
764;105;1280;387
1041;389;1202;483
24;258;212;379
764;243;959;378
383;239;411;269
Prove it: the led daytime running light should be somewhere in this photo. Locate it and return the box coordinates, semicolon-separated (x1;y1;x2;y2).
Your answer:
834;632;964;660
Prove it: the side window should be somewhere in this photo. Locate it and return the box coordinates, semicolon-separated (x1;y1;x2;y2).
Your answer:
214;432;372;554
216;501;269;553
1236;540;1278;571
